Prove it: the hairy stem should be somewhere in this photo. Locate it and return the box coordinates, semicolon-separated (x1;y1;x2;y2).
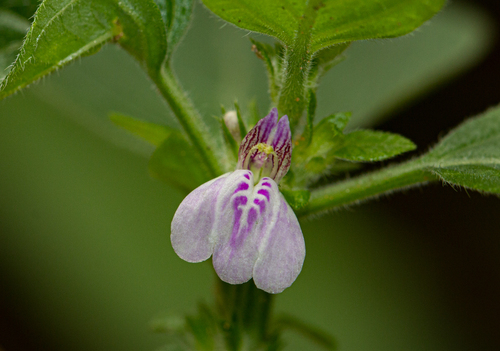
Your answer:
278;0;323;130
298;160;438;218
153;65;223;177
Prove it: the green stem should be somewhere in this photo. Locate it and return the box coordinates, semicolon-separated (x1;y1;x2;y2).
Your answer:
298;160;438;217
278;0;322;130
215;276;274;350
153;65;223;177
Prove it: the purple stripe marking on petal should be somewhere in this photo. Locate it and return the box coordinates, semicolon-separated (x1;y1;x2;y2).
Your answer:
258;189;270;201
262;182;271;188
234;182;249;194
229;195;253;249
233;195;248;211
247;207;258;227
244;173;250;180
254;198;266;213
230;196;248;247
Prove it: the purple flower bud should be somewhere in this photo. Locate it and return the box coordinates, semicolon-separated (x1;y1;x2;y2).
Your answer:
171;109;304;294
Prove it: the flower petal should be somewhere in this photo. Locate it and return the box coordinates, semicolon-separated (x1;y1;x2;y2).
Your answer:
171;169;305;294
212;171;262;284
213;174;305;292
253;192;305;294
237;108;278;169
171;172;232;262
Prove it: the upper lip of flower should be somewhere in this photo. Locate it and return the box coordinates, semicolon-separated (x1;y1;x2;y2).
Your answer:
237;107;292;184
170;108;305;294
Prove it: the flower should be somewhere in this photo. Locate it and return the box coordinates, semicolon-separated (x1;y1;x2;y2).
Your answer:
171;108;305;294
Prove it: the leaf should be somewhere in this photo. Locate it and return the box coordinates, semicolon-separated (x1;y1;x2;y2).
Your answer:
299;112;351;159
280;189;311;211
154;0;194;58
249;38;284;103
109;113;174;146
419;106;500;194
317;3;494;129
219;114;239;161
201;0;445;53
302;106;500;217
233;100;247;140
298;113;415;163
334;130;417;162
149;131;212;192
0;0;167;99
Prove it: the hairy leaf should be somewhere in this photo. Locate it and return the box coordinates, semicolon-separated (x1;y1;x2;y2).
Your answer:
0;0;167;99
154;0;194;58
334;130;417;162
297;112;350;160
249;38;284;103
420;106;500;193
302;106;500;217
201;0;445;52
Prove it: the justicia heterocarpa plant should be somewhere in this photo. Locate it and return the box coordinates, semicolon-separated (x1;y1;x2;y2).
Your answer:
1;0;499;349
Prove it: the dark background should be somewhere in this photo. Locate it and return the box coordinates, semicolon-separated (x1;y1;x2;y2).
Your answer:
1;0;500;350
381;0;500;349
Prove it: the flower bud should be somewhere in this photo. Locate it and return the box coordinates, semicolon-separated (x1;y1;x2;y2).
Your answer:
223;110;241;141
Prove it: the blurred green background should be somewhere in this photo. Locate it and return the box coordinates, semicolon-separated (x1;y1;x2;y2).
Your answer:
1;1;500;350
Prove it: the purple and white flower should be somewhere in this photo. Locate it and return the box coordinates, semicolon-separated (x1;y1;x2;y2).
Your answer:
171;108;305;294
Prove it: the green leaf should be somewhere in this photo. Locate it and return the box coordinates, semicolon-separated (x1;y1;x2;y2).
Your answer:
334;130;417;162
233;101;247;140
325;112;350;133
300;105;500;217
149;131;212;192
0;0;167;99
219;114;239;161
299;112;351;159
293;113;414;187
318;3;494;129
109;113;174;146
201;0;445;52
154;0;194;58
419;106;500;193
249;38;284;103
280;189;311;211
203;0;445;127
297;113;415;164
